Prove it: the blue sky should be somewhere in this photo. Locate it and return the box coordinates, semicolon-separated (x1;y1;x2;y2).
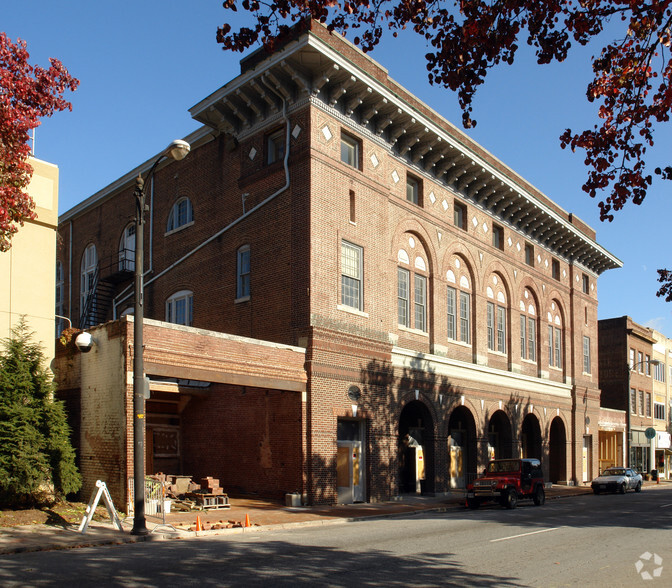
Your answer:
5;1;672;335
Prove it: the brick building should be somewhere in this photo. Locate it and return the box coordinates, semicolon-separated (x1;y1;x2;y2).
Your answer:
55;21;621;505
598;316;671;477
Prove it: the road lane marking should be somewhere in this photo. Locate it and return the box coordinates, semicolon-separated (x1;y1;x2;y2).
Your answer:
660;503;672;508
490;527;562;543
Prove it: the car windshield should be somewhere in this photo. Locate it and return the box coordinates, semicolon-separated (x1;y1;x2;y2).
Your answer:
602;468;625;476
487;460;520;474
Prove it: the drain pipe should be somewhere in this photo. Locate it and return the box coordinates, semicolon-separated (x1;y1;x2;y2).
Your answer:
112;83;291;315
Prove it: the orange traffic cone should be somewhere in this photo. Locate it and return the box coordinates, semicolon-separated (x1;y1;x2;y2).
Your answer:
196;515;203;531
244;513;251;528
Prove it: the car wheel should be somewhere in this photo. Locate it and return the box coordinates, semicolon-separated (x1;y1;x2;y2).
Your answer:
619;482;627;494
533;485;545;506
635;481;642;493
503;488;518;509
466;497;480;509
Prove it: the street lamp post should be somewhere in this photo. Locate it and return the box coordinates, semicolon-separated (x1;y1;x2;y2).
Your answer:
131;139;190;536
626;358;661;470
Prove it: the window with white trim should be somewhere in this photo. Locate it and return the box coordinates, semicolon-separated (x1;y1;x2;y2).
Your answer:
654;402;666;420
397;245;429;332
547;302;564;370
583;336;591;374
80;244;97;328
654;361;666;382
446;264;471;345
486;276;507;353
341;241;363;311
341;132;360;169
167;197;193;232
119;223;136;272
237;245;251;299
166;290;193;326
519;289;537;362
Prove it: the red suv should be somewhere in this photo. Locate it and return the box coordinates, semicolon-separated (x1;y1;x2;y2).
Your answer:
466;458;545;509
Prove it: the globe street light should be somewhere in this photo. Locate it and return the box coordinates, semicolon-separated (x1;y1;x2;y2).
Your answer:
626;358;661;470
131;139;190;536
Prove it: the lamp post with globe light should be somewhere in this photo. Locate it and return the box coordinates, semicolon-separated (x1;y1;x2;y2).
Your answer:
131;139;190;536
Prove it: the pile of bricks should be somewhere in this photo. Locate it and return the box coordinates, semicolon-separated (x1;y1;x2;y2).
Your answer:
199;477;224;496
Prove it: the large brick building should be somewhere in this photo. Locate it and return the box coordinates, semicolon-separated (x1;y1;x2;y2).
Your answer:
54;21;621;506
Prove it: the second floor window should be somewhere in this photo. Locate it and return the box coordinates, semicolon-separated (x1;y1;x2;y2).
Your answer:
447;286;470;344
166;290;193;326
237;246;251;299
414;274;427;332
341;241;363;311
487;302;506;353
167;197;193;232
583;336;591;374
520;315;536;361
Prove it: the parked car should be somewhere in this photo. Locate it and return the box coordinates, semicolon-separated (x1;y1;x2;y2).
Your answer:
591;467;642;494
466;458;545;509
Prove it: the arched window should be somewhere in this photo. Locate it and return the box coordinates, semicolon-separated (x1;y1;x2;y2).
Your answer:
397;235;429;333
55;260;65;336
166;197;193;232
119;223;136;272
446;257;471;345
486;274;507;353
166;290;193;326
519;288;537;362
80;244;97;328
547;301;564;370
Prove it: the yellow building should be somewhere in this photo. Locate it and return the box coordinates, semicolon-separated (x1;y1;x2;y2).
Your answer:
0;157;59;361
651;329;672;479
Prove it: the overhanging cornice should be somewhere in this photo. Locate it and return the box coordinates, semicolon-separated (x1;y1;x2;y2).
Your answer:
189;28;621;275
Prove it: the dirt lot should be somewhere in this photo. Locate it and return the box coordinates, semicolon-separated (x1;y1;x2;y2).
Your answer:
0;502;111;528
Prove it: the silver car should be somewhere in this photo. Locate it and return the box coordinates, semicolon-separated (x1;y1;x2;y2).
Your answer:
591;467;643;494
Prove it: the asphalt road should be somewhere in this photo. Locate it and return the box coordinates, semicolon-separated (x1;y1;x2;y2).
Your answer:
1;486;671;587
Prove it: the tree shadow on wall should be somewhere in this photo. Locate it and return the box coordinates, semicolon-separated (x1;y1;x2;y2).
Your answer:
357;357;462;498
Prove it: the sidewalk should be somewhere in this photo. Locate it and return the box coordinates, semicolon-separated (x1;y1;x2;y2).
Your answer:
0;482;661;556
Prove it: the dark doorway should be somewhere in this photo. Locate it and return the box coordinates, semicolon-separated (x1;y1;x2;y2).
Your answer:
487;410;513;460
549;417;567;483
398;401;435;494
447;406;477;488
521;413;542;459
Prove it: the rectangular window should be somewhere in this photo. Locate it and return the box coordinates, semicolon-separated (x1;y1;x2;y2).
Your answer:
454;201;467;230
630;388;637;414
406;175;421;206
638;351;643;372
237;246;251;299
398;268;410;327
629;348;635;369
645;392;652;418
166;292;193;326
267;129;285;164
528;317;536;362
554;328;562;369
525;243;534;267
583;336;591;374
654;361;666;382
341;241;363;310
349;190;356;223
582;274;590;294
492;224;504;250
341;132;360;168
520;315;527;359
496;306;506;353
414;274;427;332
654;402;666;420
548;325;554;366
447;287;456;340
645;354;651;376
639;390;645;416
459;291;470;344
552;259;560;280
487;302;495;350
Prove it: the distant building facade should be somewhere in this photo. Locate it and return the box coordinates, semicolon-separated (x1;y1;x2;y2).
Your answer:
0;157;59;359
55;21;621;505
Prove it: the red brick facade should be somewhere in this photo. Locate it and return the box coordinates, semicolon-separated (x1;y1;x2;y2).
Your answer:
56;21;620;505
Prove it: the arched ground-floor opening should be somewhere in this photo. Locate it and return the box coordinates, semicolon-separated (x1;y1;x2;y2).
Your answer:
487;410;514;460
447;405;477;488
548;416;567;483
398;400;435;494
521;413;542;460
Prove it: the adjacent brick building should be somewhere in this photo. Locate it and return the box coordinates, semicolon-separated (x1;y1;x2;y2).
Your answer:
55;21;621;506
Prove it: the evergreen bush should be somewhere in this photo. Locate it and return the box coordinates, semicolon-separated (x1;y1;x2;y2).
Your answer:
0;319;81;507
